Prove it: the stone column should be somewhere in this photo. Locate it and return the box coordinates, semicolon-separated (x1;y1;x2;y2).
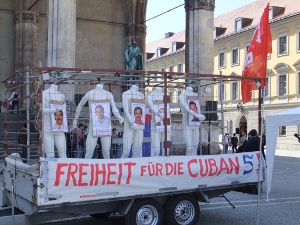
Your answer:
185;0;215;74
47;0;76;67
185;0;216;153
47;0;76;101
15;11;38;71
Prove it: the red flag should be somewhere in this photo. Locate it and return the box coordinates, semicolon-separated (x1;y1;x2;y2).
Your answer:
241;3;272;104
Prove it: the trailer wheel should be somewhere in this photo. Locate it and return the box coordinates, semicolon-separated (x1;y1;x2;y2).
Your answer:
125;198;164;225
165;195;199;225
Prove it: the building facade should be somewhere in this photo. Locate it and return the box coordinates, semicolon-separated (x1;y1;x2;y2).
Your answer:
146;0;300;151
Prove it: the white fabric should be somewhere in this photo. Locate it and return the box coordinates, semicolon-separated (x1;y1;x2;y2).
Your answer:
266;107;300;196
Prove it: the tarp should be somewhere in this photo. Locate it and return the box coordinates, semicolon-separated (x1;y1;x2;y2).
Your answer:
266;107;300;196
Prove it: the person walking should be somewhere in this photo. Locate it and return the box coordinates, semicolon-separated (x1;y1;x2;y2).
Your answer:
231;133;238;153
224;133;230;154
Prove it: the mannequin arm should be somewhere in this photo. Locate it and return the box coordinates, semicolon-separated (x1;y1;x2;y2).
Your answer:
122;94;134;124
110;94;124;123
73;93;88;127
179;94;205;120
147;94;158;116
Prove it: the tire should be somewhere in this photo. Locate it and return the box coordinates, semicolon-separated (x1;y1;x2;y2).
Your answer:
165;195;200;225
90;212;111;218
125;198;164;225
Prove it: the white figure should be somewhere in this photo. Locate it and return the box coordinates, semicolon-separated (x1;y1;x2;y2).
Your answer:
73;84;124;159
121;85;144;158
147;87;171;156
178;87;206;155
42;84;67;158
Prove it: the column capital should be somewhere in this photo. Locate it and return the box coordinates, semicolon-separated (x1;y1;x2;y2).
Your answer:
14;11;38;23
125;24;146;37
185;0;215;11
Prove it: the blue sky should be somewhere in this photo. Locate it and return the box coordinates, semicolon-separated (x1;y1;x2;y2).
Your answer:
146;0;256;43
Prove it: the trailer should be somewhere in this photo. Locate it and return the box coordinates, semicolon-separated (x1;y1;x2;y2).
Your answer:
0;68;264;225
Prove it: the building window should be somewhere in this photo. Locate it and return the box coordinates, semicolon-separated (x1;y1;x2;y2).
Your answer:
219;83;225;101
263;77;269;97
297;28;300;52
232;48;239;65
279;36;287;54
177;63;182;73
235;19;242;31
157;48;161;57
277;30;288;56
232;82;238;100
279;74;286;96
169;66;173;72
279;126;286;136
172;42;177;53
218;48;226;69
298;72;300;94
298;31;300;51
219;52;225;67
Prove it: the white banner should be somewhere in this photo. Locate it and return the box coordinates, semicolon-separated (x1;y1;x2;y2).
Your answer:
38;152;262;206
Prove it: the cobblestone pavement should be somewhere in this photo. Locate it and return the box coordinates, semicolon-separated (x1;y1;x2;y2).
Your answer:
1;150;300;225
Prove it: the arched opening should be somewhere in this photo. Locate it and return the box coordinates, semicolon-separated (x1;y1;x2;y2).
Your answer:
239;116;247;136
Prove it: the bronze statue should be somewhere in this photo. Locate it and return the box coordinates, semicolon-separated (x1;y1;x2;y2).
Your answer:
125;38;144;71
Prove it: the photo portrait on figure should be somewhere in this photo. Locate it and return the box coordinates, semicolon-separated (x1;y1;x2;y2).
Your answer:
131;102;145;129
154;103;171;132
50;104;68;132
188;99;201;126
92;102;111;136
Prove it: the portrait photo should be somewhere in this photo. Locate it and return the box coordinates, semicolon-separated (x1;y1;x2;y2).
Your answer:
50;104;68;132
154;103;171;132
188;99;201;126
131;102;145;129
92;102;111;136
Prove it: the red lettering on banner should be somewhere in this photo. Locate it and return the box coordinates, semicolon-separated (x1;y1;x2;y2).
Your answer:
178;162;184;175
217;158;229;175
199;159;209;177
228;157;240;174
107;163;117;185
156;163;163;176
55;163;68;186
90;164;94;186
187;159;197;178
166;163;173;175
124;162;136;184
187;157;241;178
54;162;137;187
94;163;106;186
117;163;122;184
208;159;218;176
78;163;89;186
140;165;147;176
66;163;78;186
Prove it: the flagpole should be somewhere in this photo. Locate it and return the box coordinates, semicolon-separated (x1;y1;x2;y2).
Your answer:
256;85;265;225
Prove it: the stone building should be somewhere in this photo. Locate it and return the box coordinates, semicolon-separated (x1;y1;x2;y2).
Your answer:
146;0;300;151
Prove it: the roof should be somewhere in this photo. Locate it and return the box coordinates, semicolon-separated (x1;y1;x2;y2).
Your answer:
214;0;300;40
146;30;185;62
146;0;300;61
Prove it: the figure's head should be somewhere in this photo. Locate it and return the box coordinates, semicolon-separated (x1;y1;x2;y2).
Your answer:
189;101;198;113
131;38;136;45
250;129;258;137
134;107;142;122
95;105;105;119
78;123;84;129
54;110;63;126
